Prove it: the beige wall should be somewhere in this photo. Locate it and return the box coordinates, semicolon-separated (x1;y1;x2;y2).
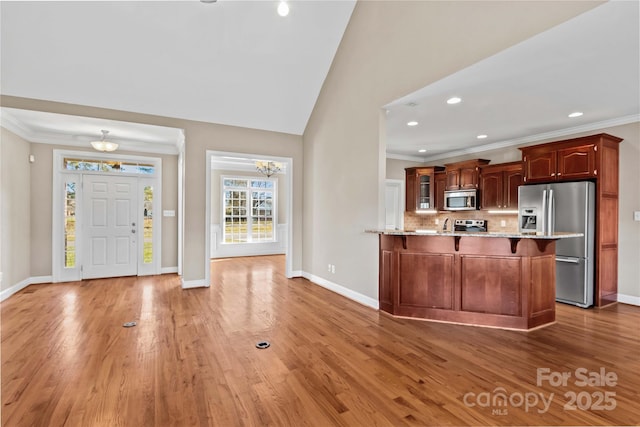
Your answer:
1;96;304;284
303;1;601;300
385;158;424;181
1;128;31;291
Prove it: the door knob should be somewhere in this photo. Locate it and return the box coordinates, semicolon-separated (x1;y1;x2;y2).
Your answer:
131;229;136;234
131;222;136;226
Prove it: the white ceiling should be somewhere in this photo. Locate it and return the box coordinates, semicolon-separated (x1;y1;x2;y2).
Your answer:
2;1;638;160
1;0;355;136
385;1;640;161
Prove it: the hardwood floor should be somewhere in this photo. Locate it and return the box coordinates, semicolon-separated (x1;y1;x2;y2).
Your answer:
2;255;639;426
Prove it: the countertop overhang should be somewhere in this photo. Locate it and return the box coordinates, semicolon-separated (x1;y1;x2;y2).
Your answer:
366;229;583;239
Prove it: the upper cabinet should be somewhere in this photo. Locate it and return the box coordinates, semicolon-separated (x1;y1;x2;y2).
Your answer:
405;166;444;212
479;162;523;210
521;141;597;183
445;159;490;190
434;171;447;211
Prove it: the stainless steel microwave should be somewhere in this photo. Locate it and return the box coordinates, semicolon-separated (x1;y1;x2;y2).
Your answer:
444;189;478;211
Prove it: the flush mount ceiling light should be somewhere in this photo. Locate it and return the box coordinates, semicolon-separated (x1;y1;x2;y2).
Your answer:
256;160;282;177
90;130;118;152
277;1;289;17
568;111;584;118
407;121;419;126
446;97;462;105
418;149;427;153
477;134;488;139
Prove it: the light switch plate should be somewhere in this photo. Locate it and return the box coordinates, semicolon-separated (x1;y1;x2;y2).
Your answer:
634;211;640;221
163;210;176;217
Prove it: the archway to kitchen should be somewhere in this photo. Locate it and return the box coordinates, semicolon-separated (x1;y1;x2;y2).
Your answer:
204;150;294;287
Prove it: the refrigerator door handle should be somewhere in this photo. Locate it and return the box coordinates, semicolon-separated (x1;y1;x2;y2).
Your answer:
556;256;580;264
547;189;554;236
541;189;547;234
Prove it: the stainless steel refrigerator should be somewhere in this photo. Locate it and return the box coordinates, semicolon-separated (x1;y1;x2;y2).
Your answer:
518;181;595;307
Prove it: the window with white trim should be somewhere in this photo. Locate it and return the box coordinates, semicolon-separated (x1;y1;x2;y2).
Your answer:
222;177;276;244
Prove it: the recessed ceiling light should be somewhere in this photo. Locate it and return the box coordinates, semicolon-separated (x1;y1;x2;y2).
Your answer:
446;97;462;105
568;112;583;118
407;121;419;126
477;134;488;139
418;149;427;153
277;1;289;17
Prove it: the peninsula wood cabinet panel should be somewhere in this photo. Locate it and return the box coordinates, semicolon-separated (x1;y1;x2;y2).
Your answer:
398;253;454;310
460;255;522;316
520;133;623;307
377;234;557;329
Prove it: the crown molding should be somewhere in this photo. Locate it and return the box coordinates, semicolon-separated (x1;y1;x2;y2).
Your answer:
1;109;180;155
385;152;427;162
420;114;640;163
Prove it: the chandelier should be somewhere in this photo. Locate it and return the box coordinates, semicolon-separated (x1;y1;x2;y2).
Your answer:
91;130;119;152
255;161;281;177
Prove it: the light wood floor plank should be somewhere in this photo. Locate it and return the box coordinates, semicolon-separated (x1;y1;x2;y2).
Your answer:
2;255;639;426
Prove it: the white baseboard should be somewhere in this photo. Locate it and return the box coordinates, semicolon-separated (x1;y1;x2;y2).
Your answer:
301;272;379;310
289;270;303;278
161;267;178;274
31;276;53;284
1;278;31;302
181;278;209;289
617;293;640;306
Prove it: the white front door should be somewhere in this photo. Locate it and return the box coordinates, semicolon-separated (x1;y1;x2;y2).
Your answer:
82;175;138;279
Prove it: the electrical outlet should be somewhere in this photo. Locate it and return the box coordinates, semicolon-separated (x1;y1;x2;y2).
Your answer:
500;220;506;227
435;218;439;225
331;265;335;274
634;211;640;221
328;264;332;272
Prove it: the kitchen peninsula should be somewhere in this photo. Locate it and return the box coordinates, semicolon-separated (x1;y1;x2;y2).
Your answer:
368;230;582;330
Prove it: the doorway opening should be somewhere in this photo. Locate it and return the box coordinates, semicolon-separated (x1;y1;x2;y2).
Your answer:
205;151;294;286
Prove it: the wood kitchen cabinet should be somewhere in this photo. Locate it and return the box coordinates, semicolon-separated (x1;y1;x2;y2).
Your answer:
521;142;596;183
520;133;623;307
479;162;523;210
405;166;444;212
445;159;490;190
377;233;558;330
434;171;447;211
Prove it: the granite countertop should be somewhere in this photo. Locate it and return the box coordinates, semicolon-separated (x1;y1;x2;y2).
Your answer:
365;229;583;239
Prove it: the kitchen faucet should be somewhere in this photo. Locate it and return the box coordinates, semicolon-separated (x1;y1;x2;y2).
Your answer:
442;217;451;232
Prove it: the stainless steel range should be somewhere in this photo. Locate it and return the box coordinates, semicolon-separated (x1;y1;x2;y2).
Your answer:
453;219;487;232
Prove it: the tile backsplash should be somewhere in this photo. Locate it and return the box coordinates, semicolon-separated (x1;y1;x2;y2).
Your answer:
404;210;519;233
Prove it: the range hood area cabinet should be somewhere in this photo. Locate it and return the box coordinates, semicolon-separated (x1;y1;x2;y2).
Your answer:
445;159;490;190
405;166;444;211
479;162;523;210
520;133;623;307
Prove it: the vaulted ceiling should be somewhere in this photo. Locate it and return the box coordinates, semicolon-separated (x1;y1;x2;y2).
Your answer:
1;1;638;159
1;1;355;137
